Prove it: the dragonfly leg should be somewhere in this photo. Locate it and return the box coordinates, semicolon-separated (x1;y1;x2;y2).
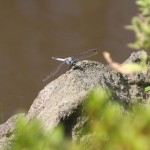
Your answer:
69;64;84;71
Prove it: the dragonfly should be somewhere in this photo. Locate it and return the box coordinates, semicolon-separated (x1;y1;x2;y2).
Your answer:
42;48;98;82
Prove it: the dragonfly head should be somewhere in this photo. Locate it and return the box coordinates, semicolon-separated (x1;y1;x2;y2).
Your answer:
65;57;77;66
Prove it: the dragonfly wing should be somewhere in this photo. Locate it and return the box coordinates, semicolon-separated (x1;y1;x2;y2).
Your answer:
42;62;65;82
72;48;98;61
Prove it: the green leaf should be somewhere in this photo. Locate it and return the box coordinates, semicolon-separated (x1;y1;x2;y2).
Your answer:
145;86;150;92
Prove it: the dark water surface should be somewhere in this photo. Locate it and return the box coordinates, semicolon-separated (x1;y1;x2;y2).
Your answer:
0;0;136;123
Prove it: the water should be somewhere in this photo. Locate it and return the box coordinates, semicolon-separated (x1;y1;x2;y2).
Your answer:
0;0;136;123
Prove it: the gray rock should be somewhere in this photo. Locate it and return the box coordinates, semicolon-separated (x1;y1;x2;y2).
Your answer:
0;114;25;149
123;50;150;101
28;60;130;128
1;50;150;147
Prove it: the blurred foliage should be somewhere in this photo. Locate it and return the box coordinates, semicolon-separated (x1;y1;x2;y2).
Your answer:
6;87;150;150
9;118;65;150
8;117;81;150
121;51;147;73
126;0;150;92
127;0;150;51
145;86;150;92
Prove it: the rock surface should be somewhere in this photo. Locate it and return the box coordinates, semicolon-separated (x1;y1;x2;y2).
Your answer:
28;60;130;128
0;50;150;148
0;114;24;149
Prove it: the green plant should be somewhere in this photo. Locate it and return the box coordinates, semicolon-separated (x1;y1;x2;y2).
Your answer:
145;86;150;92
84;88;150;150
9;118;68;150
127;0;150;52
6;87;150;150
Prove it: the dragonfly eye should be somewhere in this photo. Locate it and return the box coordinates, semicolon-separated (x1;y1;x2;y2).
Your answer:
65;57;73;64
